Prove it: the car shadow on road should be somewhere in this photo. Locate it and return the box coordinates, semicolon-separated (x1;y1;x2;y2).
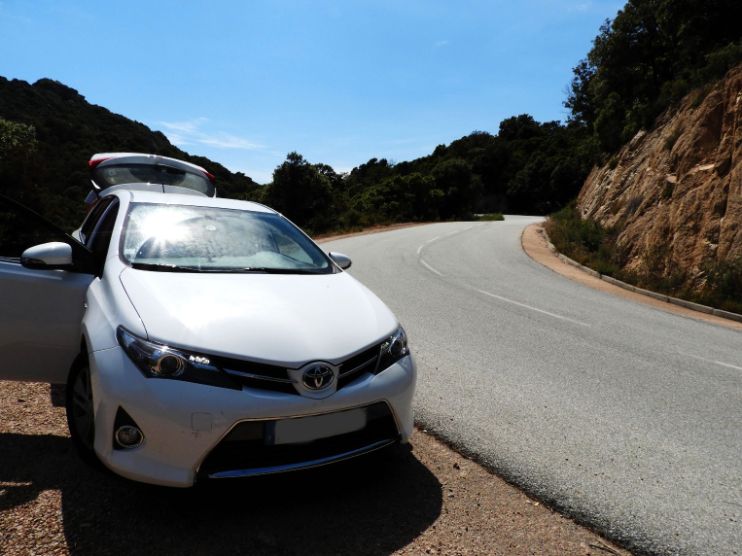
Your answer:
0;432;442;555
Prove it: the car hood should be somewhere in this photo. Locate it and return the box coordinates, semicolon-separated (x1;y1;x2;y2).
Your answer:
119;268;398;366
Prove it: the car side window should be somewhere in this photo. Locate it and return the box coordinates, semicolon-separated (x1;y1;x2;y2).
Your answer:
79;196;115;244
88;201;119;263
0;196;80;263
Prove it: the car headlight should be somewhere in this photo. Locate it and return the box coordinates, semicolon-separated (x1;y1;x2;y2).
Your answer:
378;326;410;371
116;326;239;389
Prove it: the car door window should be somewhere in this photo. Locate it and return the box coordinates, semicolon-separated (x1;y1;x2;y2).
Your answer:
88;201;119;263
79;196;115;244
0;196;89;263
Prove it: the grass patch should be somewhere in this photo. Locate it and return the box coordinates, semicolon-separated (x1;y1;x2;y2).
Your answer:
698;258;742;314
474;213;505;221
545;204;620;276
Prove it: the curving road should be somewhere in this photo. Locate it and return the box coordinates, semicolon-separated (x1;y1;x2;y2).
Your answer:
321;217;742;556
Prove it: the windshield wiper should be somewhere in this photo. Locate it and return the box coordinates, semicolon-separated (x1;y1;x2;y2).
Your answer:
203;267;325;274
130;263;324;274
130;262;202;272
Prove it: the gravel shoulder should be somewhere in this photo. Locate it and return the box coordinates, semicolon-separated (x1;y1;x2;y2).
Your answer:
1;380;629;555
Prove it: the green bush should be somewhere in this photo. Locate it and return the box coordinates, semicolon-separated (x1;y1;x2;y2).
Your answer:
698;258;742;313
545;204;619;275
475;213;504;221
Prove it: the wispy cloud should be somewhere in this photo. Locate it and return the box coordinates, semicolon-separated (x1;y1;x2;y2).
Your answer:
159;118;262;150
568;1;592;12
159;117;207;135
199;133;264;150
434;39;450;48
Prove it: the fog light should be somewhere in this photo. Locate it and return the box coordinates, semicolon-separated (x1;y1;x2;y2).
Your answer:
115;425;144;448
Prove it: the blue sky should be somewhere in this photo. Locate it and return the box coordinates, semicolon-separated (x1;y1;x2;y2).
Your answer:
1;0;624;183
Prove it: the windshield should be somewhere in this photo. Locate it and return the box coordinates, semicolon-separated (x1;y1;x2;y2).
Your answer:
93;163;215;196
121;203;333;274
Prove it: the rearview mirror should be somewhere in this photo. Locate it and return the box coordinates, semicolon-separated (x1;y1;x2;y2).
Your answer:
21;242;74;270
329;251;352;270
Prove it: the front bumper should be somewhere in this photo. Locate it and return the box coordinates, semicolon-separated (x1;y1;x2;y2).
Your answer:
88;347;416;487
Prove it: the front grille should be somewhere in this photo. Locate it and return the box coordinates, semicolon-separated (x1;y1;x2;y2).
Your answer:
214;340;386;395
337;344;381;388
215;356;296;394
198;402;399;478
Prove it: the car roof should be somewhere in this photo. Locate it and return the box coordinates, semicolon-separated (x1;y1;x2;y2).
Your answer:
106;189;276;214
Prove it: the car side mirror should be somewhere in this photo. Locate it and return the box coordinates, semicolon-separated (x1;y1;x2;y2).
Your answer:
329;251;352;270
21;242;74;270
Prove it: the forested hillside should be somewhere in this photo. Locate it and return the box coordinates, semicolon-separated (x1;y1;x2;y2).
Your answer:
264;119;596;234
0;77;259;227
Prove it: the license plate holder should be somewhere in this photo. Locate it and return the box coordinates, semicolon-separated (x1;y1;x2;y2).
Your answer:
272;408;367;445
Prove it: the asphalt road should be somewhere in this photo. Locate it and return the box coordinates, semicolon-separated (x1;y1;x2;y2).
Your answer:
321;217;742;556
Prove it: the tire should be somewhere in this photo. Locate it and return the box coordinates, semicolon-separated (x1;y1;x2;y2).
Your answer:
65;359;100;466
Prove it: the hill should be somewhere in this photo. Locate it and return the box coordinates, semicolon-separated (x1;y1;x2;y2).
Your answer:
0;77;259;227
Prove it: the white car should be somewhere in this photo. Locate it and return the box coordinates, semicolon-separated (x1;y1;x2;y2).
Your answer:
0;189;415;487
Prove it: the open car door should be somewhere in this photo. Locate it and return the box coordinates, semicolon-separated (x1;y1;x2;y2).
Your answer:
0;196;97;383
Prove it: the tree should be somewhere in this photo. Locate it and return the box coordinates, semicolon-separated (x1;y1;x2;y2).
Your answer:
0;118;38;202
498;115;542;141
565;0;742;153
431;158;478;219
265;152;334;233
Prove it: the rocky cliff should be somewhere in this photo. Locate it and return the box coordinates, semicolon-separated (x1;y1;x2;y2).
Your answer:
577;65;742;291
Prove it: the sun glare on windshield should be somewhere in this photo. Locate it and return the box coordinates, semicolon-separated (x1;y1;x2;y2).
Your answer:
121;203;332;274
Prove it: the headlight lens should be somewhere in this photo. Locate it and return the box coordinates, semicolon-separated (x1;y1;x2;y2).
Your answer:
116;326;239;389
378;326;410;371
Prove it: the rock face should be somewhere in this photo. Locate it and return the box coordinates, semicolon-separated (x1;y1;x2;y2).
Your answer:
577;65;742;290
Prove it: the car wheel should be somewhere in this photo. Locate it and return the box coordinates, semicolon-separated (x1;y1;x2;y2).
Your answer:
65;360;99;465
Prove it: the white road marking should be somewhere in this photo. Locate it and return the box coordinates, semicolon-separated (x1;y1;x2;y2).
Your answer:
415;225;479;267
419;259;444;276
474;288;591;327
681;352;742;372
416;235;441;255
414;223;589;326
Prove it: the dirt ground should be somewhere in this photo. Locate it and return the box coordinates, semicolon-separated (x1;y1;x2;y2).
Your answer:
0;380;629;556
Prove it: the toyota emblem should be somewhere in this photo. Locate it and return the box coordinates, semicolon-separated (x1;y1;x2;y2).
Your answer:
302;364;335;390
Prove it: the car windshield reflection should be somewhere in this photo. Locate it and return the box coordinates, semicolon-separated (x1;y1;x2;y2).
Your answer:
121;203;332;274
